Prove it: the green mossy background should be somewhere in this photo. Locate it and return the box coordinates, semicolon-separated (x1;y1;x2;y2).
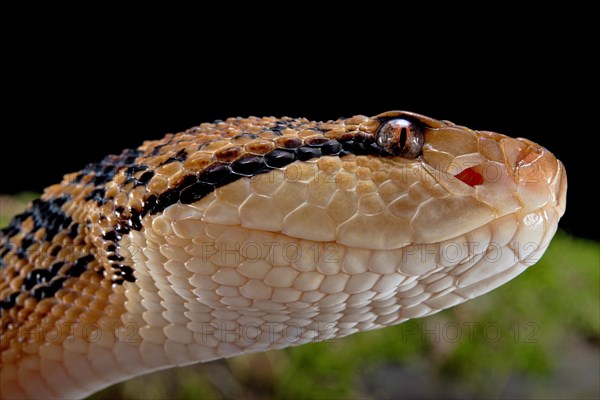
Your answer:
2;195;598;399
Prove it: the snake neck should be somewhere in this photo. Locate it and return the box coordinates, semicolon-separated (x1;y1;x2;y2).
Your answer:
0;150;141;398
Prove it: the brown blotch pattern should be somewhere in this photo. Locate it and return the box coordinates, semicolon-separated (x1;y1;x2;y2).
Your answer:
0;114;382;356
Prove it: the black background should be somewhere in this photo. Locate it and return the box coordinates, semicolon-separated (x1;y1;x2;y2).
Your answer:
2;60;593;240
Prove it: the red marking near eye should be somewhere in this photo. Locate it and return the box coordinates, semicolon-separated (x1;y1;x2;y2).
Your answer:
455;167;484;186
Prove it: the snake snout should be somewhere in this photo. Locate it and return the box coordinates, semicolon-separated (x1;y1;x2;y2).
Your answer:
508;139;566;213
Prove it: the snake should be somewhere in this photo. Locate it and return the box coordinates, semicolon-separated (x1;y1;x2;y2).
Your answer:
0;110;567;399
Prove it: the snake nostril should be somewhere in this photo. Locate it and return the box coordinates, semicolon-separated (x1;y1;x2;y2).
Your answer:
454;167;484;187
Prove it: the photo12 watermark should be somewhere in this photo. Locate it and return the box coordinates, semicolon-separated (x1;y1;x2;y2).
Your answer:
1;319;540;347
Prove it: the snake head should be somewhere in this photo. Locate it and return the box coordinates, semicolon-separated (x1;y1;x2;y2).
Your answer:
323;110;568;248
127;111;567;253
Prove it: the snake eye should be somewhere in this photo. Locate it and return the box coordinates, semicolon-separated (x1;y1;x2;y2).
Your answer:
376;118;424;158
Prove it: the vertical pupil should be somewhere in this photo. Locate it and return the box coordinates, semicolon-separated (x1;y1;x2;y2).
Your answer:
377;119;423;158
399;127;407;150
